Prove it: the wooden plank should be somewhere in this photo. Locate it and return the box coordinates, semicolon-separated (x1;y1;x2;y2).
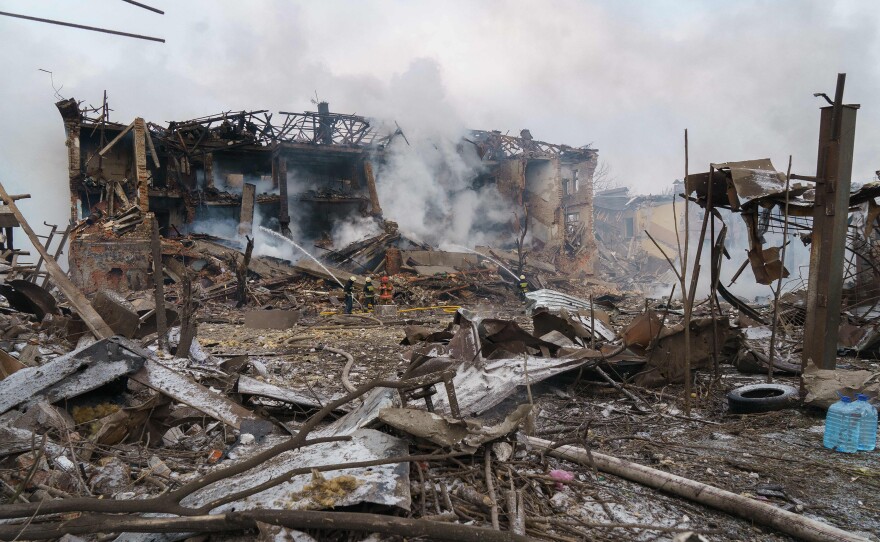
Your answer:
144;126;161;168
96;120;136;158
25;355;144;409
113;180;131;208
237;374;336;411
0;181;114;339
0;423;66;459
0;348;25;380
150;215;168;350
130;359;259;429
0;338;144;413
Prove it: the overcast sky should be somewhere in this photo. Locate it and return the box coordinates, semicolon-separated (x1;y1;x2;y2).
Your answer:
1;0;879;240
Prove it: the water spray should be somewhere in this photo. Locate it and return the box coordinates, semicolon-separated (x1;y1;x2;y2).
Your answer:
258;226;365;310
258;226;346;289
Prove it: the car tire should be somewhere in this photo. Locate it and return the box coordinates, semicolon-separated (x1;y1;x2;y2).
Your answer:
727;383;799;414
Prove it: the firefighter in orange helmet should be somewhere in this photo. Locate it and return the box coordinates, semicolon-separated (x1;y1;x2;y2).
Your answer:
379;275;394;304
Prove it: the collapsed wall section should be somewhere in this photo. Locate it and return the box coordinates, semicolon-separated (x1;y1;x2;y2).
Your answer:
68;218;153;295
56;96;600;292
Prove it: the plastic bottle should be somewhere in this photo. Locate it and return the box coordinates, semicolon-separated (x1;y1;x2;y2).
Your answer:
855;394;877;452
823;396;860;453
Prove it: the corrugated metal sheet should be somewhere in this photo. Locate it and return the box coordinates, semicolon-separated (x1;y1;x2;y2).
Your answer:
524;289;616;341
525;288;596;314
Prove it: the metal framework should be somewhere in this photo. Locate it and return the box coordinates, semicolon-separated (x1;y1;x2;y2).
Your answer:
81;104;398;155
276;111;397;147
469;130;596;161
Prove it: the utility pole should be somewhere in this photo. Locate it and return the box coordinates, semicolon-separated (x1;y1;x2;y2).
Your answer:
801;74;859;370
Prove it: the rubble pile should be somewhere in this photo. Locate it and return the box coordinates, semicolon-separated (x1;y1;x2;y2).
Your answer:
2;81;880;541
0;227;877;541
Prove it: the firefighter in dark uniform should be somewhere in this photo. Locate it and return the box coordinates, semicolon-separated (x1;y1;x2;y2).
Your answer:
343;276;355;314
518;274;529;301
363;277;376;309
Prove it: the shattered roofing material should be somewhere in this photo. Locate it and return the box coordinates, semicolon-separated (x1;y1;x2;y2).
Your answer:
181;428;410;513
713;158;787;205
524;288;596;314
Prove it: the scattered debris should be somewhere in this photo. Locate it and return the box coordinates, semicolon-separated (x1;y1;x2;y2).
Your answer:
0;80;878;542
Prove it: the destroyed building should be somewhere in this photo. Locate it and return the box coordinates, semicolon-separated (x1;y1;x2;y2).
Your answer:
591;185;692;291
56;97;598;294
1;75;879;542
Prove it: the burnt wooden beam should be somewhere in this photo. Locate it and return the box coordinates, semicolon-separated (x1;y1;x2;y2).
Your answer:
150;215;168;351
0;181;114;339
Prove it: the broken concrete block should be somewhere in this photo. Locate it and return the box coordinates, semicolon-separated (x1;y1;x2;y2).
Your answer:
244;310;301;330
31;468;77;493
373;305;398;319
163;426;184;447
89;456;130;496
148;455;172;478
92;290;140;338
18;342;44;366
12;402;75;434
16;450;49;473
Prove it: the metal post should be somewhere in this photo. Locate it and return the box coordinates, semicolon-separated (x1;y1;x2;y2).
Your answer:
707;166;720;379
802;74;858;370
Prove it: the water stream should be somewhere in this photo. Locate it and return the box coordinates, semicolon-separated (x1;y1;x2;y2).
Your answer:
258;226;346;289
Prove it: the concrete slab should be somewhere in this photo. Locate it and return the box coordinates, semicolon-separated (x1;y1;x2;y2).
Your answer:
92;290;140;338
244;310;301;329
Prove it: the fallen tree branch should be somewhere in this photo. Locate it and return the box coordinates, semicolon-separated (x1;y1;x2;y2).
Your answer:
593;366;651;413
485;448;499;530
526;436;870;542
0;375;473;522
0;510;536;541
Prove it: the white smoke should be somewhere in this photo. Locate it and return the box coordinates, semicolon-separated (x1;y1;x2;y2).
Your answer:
644;203;812;302
331;215;382;247
186;203;308;264
370;58;518;248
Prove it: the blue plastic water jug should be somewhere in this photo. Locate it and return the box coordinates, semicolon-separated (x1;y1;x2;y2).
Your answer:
855;394;877;452
823;396;860;453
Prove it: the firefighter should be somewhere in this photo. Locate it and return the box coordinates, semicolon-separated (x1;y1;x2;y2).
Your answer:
363;277;376;309
379;275;394;304
518;274;529;301
343;276;355;314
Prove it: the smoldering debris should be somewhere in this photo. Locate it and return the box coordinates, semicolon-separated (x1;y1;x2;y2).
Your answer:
1;82;880;542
